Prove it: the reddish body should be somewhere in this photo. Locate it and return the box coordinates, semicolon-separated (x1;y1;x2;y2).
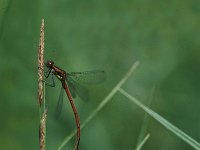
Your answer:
45;60;80;150
45;60;105;150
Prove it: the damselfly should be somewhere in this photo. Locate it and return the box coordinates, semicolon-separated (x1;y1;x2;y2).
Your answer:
45;60;106;150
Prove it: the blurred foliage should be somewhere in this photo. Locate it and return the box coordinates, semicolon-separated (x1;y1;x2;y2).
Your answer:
0;0;200;149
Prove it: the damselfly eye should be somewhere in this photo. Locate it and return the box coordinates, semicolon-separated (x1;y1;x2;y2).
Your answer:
46;60;54;67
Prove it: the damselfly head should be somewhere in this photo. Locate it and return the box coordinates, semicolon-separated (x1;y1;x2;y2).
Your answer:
46;60;54;68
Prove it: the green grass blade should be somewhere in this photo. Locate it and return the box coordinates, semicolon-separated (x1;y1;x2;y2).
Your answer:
135;134;150;150
118;88;200;150
136;86;155;147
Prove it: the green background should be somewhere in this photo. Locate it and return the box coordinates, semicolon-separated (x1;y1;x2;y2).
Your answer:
0;0;200;149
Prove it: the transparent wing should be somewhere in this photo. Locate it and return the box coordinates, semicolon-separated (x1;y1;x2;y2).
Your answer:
67;77;77;98
67;76;90;102
68;70;106;84
55;86;64;119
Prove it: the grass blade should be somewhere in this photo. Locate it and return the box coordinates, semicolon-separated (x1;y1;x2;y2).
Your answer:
118;88;200;150
135;134;150;150
136;86;155;147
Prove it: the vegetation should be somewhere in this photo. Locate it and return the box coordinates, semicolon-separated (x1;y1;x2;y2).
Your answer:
0;0;200;149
